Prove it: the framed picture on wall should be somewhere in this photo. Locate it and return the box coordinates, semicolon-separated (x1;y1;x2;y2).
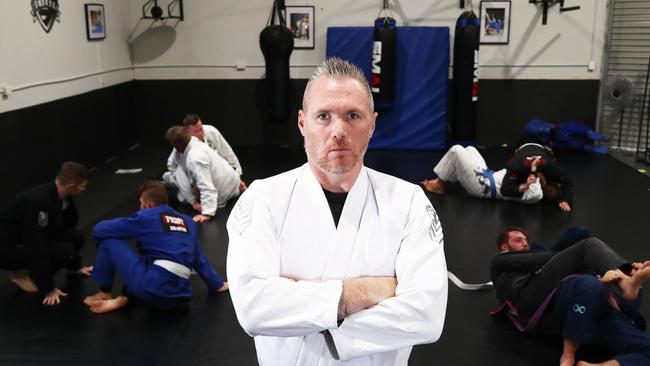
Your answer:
85;3;106;41
285;6;315;49
479;1;511;45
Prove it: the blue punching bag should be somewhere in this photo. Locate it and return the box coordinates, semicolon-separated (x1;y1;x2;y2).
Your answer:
371;17;397;110
451;6;480;145
260;0;294;122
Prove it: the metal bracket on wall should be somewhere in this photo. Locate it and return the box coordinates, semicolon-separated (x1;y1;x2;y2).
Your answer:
142;0;184;21
529;0;580;25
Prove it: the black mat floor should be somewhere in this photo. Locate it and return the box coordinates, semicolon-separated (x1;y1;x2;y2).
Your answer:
1;144;649;366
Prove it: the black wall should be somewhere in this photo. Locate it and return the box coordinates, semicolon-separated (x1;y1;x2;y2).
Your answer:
0;78;599;203
0;83;137;204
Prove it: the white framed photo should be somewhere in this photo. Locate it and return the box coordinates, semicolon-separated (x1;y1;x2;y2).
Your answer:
85;3;106;41
480;1;510;45
286;6;315;49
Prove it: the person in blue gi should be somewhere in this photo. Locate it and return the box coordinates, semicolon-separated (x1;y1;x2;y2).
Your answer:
490;227;650;366
83;181;228;314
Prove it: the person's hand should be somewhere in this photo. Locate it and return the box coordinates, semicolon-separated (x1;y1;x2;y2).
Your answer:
239;180;247;193
78;266;93;276
600;269;624;284
559;201;572;212
191;201;202;212
526;174;537;185
530;157;542;173
518;183;529;193
193;214;212;223
43;288;68;306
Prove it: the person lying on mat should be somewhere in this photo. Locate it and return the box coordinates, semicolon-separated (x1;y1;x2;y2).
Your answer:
84;181;228;314
490;226;650;366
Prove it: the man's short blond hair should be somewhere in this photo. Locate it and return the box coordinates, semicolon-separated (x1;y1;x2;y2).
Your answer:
302;57;374;112
165;126;191;146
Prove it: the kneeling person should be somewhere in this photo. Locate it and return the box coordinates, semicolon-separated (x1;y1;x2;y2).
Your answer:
85;181;228;314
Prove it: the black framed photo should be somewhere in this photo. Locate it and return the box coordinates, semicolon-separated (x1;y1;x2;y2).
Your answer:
85;3;106;41
480;1;511;45
285;6;315;49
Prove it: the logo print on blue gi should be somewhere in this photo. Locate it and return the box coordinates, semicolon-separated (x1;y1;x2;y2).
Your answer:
231;199;254;235
160;214;189;234
425;205;441;242
573;304;586;314
37;211;49;228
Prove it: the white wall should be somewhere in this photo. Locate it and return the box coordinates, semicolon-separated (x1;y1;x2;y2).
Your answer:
0;0;608;113
130;0;609;80
0;0;133;113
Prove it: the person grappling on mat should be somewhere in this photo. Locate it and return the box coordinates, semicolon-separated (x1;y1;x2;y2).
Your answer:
84;181;228;314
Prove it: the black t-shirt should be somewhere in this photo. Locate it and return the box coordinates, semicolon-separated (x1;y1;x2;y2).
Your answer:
322;188;348;227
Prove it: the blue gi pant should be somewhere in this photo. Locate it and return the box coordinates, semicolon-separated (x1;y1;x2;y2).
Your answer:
91;239;192;309
553;275;650;365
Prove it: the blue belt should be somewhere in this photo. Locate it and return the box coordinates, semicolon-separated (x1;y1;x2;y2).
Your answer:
474;169;496;199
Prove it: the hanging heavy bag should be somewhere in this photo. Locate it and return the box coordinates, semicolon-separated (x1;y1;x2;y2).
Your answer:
260;0;294;122
451;7;480;144
371;17;397;110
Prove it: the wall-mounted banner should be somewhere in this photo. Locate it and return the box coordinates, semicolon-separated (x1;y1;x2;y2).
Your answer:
31;0;61;34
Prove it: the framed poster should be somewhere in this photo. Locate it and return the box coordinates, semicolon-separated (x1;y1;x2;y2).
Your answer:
480;1;510;45
286;6;315;49
85;3;106;40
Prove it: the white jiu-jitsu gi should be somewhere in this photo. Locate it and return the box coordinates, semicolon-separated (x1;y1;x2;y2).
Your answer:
226;164;448;366
163;137;240;216
434;145;542;203
201;124;243;175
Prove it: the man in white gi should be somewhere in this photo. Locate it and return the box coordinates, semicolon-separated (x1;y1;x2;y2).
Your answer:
164;126;241;223
226;58;448;365
421;145;543;203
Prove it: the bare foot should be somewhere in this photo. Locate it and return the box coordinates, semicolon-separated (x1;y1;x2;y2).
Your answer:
560;354;575;366
620;266;650;301
7;271;38;293
600;269;625;284
77;266;93;277
421;178;445;194
90;296;129;314
217;282;229;292
84;291;112;306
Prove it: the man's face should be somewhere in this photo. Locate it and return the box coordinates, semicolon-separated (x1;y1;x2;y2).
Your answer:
505;231;530;252
187;121;205;142
65;180;87;197
298;76;376;175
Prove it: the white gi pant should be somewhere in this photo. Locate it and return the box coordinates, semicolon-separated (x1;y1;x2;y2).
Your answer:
434;145;493;198
163;168;195;204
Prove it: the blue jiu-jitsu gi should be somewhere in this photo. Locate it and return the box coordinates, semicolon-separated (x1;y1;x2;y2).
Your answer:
91;204;224;308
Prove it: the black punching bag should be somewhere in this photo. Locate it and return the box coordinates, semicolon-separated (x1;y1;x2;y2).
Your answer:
451;8;480;145
260;0;294;122
371;17;397;110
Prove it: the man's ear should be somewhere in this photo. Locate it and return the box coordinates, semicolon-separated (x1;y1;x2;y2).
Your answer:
298;110;306;136
499;243;509;252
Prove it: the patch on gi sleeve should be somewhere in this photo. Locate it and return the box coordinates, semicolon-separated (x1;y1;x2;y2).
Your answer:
37;211;49;228
425;205;442;243
160;213;190;234
231;198;254;235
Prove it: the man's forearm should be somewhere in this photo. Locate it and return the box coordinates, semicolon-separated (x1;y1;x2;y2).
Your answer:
337;276;397;320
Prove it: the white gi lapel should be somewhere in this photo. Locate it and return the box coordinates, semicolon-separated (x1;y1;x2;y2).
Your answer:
322;167;369;279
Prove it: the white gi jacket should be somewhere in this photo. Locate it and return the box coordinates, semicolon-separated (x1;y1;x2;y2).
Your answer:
226;164;448;366
167;137;240;216
201;124;243;176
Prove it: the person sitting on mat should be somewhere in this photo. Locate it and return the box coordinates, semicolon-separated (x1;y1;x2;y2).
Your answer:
490;227;650;366
84;181;228;314
163;126;243;223
422;144;543;203
0;162;93;306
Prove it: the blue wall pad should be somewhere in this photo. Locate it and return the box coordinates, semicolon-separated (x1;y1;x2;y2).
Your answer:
327;26;449;150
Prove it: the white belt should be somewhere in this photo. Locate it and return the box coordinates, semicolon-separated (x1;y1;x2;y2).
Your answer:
153;259;191;279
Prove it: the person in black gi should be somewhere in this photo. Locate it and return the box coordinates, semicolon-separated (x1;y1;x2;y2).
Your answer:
0;162;93;306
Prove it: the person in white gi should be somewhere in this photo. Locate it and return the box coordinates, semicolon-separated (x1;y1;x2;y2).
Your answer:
421;145;542;203
164;126;241;223
226;58;448;366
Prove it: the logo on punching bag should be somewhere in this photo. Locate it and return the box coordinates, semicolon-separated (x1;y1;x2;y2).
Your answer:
472;50;479;102
371;41;383;94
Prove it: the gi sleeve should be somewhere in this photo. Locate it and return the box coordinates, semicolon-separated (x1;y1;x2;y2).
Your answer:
187;152;219;216
209;127;243;176
329;188;448;361
21;198;55;294
92;212;152;241
166;149;178;172
226;182;342;337
519;178;543;203
192;236;225;291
